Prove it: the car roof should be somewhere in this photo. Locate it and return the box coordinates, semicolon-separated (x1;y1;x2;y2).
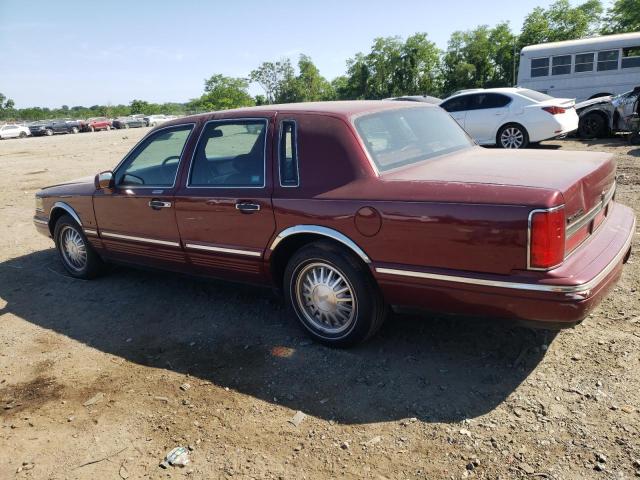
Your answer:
174;100;437;125
442;87;526;102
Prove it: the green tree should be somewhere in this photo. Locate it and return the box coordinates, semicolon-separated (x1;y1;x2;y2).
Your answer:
249;59;295;103
519;0;604;47
293;54;335;101
601;0;640;33
339;34;441;100
130;99;150;115
192;74;254;112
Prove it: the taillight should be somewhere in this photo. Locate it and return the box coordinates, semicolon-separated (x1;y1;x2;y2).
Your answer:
529;207;565;269
542;106;566;115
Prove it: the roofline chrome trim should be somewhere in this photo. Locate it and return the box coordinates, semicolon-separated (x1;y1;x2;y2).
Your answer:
526;204;565;271
377;215;634;294
269;225;371;264
185;243;262;257
566;182;616;237
101;231;180;247
51;201;83;227
185;118;269;189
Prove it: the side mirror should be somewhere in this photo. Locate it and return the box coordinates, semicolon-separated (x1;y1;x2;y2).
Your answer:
95;171;114;190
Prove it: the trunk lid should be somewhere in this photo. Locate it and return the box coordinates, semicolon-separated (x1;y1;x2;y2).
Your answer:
382;146;617;219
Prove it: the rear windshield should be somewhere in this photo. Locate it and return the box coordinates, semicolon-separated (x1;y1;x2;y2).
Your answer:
517;89;554;102
354;106;473;172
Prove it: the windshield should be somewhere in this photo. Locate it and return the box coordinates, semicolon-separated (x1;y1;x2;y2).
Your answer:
354;106;473;172
517;89;554;102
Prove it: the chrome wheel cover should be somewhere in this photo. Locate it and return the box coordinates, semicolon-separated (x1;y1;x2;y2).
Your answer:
294;262;357;335
500;127;524;148
60;226;87;271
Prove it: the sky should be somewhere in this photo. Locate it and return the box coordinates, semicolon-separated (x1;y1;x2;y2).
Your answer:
0;0;568;108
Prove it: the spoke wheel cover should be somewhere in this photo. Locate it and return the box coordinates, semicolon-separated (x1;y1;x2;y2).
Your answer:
294;261;357;335
60;226;87;272
500;127;524;148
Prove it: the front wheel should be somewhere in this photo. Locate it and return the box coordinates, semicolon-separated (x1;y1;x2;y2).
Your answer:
579;112;607;139
19;132;26;138
54;215;105;279
497;124;529;149
284;241;387;347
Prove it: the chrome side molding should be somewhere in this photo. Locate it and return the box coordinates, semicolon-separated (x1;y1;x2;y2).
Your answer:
51;201;83;227
185;243;262;257
101;231;180;247
269;225;371;264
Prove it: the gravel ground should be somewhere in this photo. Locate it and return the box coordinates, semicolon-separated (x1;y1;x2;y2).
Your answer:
0;130;638;479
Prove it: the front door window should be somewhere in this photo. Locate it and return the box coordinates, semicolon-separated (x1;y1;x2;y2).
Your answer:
116;125;193;187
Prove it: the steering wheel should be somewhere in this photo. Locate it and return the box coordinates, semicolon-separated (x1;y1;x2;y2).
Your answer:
162;155;180;167
121;173;145;185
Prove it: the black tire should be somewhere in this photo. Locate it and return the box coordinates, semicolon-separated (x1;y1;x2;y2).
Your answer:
284;240;387;347
53;215;105;279
19;131;27;138
579;112;607;139
496;123;529;149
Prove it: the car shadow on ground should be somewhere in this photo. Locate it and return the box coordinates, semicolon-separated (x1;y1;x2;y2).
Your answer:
0;250;556;424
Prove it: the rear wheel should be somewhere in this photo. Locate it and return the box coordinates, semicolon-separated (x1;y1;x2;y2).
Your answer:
53;215;105;279
284;241;387;347
579;112;607;139
19;132;26;138
497;123;529;149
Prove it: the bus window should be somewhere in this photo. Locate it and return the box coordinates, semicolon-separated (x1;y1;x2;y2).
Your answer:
597;50;619;71
531;57;549;77
574;53;594;72
552;55;571;75
622;46;640;69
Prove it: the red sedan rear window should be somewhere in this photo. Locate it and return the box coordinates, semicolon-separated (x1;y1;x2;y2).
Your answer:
354;106;473;172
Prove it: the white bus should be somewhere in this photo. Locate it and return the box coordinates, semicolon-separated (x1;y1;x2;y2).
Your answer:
517;32;640;102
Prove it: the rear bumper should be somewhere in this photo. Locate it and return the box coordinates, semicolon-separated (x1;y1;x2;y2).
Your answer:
529;111;579;143
375;202;635;326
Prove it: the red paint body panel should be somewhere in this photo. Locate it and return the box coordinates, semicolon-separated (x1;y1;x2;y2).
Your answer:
33;101;635;328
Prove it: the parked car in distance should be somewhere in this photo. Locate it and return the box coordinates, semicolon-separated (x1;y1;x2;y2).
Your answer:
112;116;147;129
144;114;169;127
33;101;635;347
29;119;84;136
575;86;640;138
0;124;30;139
83;117;112;132
439;87;579;148
387;95;442;104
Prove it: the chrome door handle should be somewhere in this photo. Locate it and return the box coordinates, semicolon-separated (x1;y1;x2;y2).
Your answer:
148;199;172;209
235;202;260;213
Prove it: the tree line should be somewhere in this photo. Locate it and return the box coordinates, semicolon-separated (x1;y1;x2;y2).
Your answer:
1;0;637;121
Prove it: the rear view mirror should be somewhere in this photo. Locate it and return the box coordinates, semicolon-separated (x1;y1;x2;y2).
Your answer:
95;171;114;190
210;129;223;138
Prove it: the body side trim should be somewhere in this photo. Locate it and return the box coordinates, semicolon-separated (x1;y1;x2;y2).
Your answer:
269;225;371;264
100;231;180;247
185;243;262;257
376;215;634;295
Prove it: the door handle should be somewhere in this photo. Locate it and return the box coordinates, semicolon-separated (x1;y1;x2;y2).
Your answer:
235;202;261;213
148;199;172;209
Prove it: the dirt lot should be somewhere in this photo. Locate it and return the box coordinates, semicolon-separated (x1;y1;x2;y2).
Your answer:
0;130;638;480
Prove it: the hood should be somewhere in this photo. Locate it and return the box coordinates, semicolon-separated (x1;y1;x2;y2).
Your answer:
40;176;96;196
576;96;612;110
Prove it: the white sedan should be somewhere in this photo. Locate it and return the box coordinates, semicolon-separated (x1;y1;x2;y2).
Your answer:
0;124;30;139
439;88;578;148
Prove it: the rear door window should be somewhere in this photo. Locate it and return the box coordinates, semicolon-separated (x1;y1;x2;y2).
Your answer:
468;93;511;110
278;121;299;187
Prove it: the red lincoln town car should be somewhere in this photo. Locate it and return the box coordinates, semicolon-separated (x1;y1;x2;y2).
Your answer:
33;101;635;346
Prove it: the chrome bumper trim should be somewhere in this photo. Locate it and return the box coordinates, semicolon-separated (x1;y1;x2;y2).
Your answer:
376;216;634;295
101;231;180;247
185;243;262;257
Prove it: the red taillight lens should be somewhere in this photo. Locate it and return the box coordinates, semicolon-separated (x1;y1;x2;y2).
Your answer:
529;208;565;269
542;106;566;115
